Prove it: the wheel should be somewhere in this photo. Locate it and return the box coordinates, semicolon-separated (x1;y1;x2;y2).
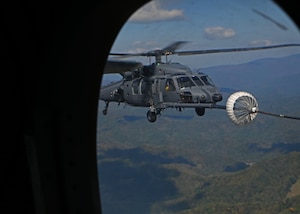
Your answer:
195;107;205;116
147;111;157;122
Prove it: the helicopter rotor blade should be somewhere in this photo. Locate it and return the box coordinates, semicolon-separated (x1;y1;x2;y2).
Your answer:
110;41;189;58
175;43;300;56
109;53;145;57
161;41;189;55
104;60;143;74
109;43;300;59
252;9;288;31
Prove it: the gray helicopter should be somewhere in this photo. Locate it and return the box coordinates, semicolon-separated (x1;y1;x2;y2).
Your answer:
100;41;300;124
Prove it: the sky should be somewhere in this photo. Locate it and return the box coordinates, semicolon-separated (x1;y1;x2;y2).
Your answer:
109;0;300;70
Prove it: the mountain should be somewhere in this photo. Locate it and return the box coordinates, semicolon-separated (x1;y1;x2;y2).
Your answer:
202;54;300;97
157;152;300;214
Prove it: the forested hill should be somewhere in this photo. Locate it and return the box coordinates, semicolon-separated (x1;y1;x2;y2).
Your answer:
177;152;300;214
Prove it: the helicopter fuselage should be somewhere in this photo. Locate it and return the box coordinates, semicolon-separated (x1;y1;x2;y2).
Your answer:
101;41;300;123
100;62;223;121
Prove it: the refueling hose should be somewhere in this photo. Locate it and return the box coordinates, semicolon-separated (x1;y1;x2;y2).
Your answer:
257;110;300;121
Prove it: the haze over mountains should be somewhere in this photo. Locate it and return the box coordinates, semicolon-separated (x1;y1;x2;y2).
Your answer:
203;53;300;96
97;54;300;214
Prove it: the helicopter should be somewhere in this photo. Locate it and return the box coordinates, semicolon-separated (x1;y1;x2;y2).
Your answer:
100;41;300;125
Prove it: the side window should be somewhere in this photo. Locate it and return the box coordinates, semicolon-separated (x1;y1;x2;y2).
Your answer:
132;79;140;94
165;79;176;91
140;79;146;94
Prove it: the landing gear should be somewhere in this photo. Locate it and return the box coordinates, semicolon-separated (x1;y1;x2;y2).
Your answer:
147;104;162;123
102;101;109;115
195;107;205;116
147;110;157;123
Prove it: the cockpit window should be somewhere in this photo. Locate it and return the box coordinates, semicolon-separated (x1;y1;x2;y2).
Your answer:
201;75;215;86
191;76;204;86
176;76;195;88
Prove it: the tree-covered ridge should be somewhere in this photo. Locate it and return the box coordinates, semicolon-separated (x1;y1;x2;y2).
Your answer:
159;152;300;214
97;145;300;213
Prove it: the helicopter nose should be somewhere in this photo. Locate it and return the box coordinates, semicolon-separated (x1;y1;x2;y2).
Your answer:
212;93;223;102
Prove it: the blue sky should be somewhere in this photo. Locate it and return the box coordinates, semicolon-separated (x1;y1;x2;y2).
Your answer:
109;0;300;69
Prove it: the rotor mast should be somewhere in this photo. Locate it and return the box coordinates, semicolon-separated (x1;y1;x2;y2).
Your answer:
155;54;162;63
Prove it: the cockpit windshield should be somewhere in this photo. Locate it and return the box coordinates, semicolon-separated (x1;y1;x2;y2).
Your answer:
176;76;195;88
191;76;204;86
201;75;215;86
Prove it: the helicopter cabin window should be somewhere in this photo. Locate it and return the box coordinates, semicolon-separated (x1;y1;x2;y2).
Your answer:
191;76;204;86
132;78;141;94
201;75;215;86
140;79;146;94
165;78;176;91
176;76;195;89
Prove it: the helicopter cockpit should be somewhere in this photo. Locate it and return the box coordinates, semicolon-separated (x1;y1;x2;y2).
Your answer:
163;72;222;104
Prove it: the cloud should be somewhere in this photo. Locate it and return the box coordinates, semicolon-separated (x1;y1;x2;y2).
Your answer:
128;1;185;23
127;41;160;53
204;26;236;40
